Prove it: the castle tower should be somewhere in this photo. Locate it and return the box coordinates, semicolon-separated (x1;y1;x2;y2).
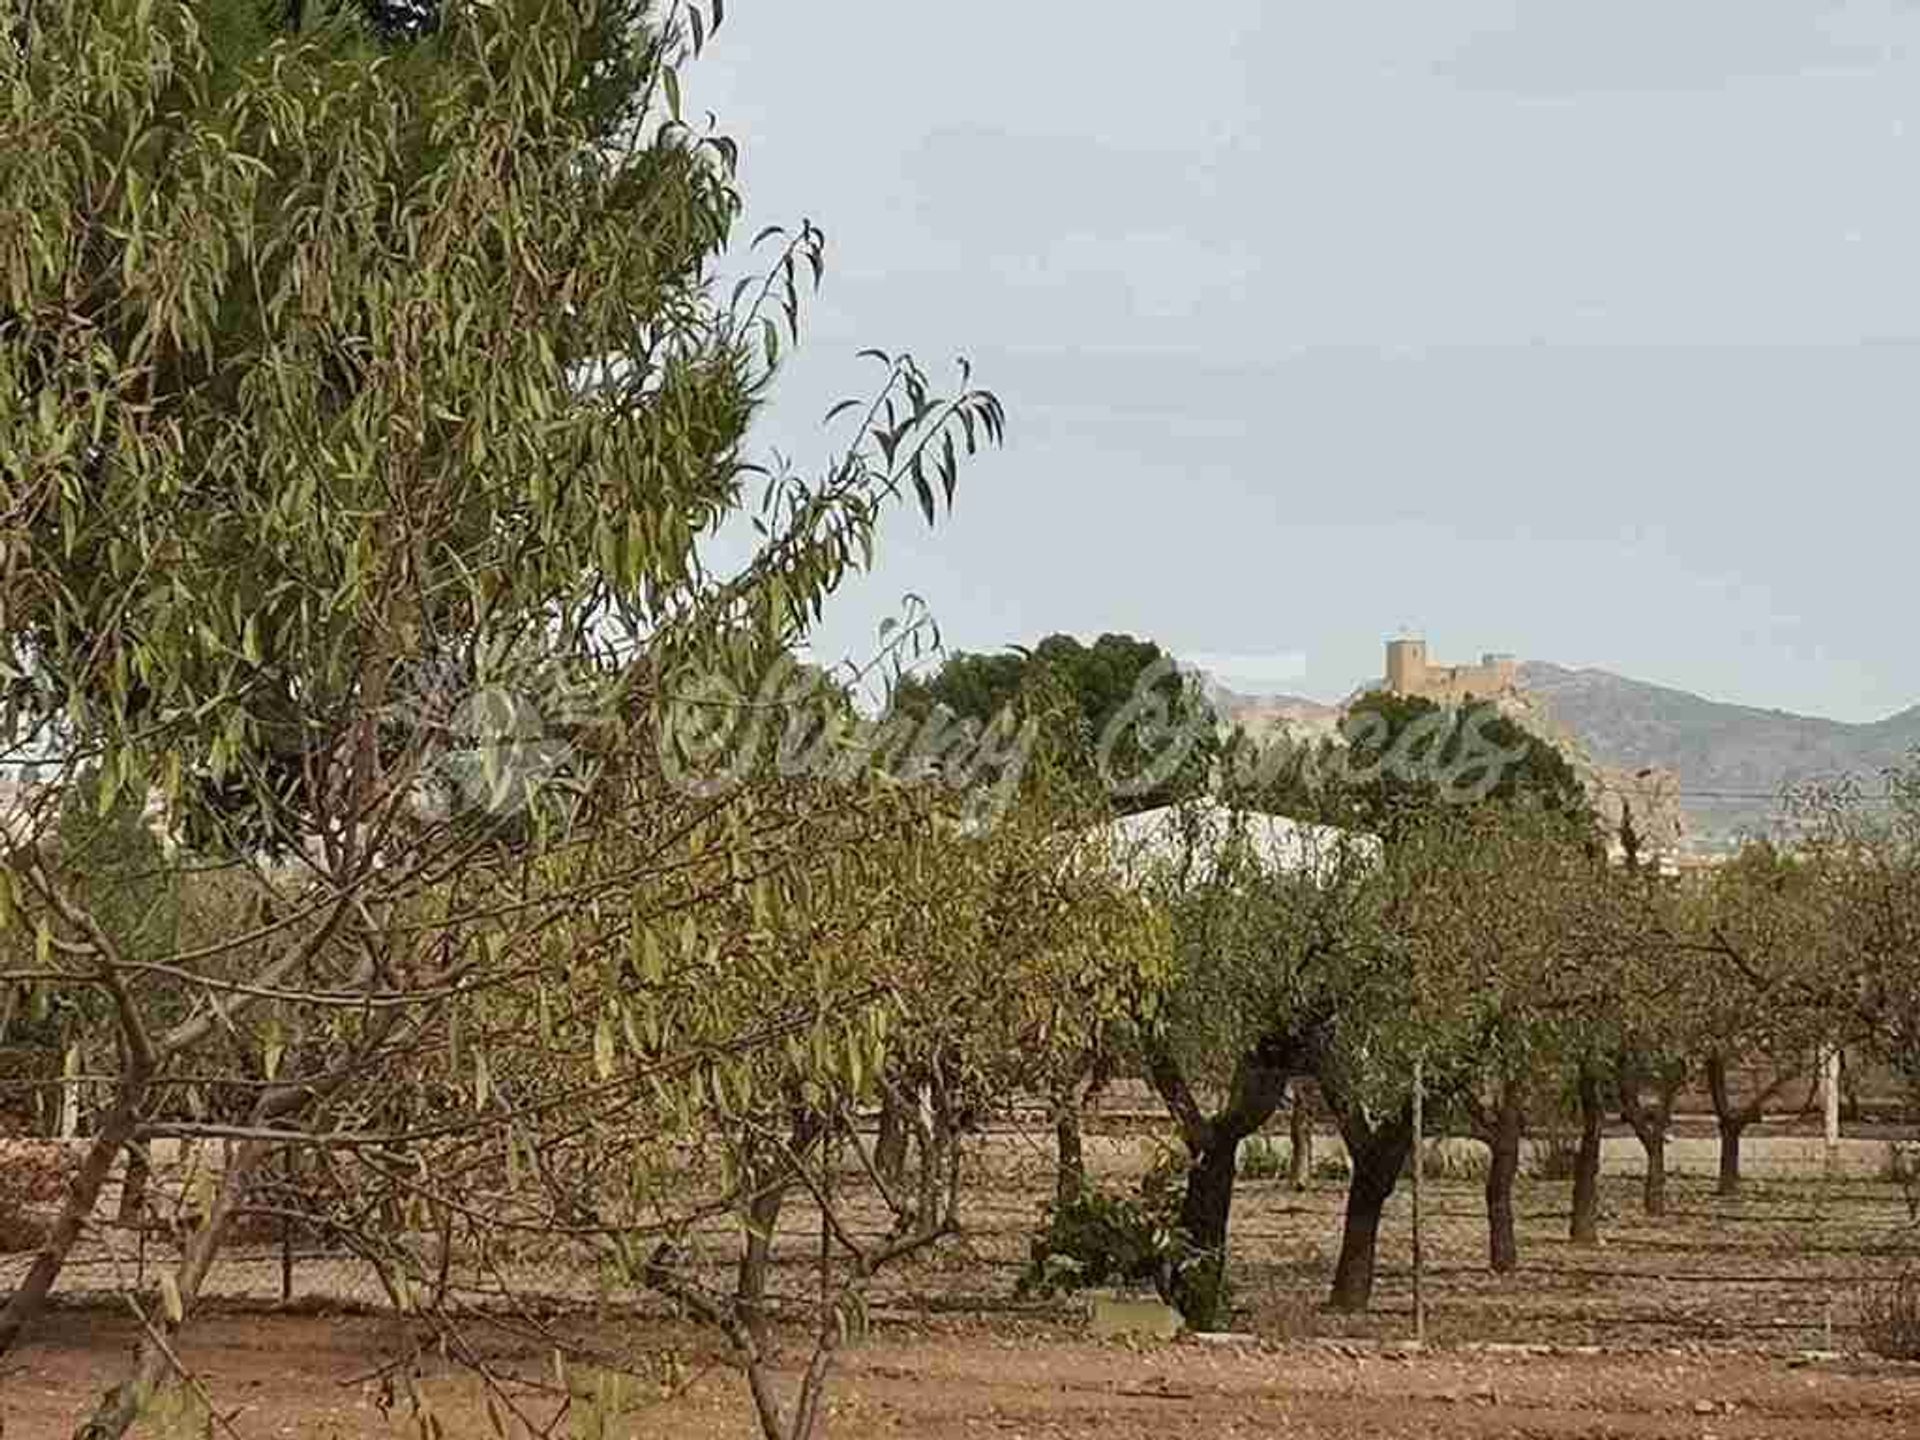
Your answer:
1384;637;1427;695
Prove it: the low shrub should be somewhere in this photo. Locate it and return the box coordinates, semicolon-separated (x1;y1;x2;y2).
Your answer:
1408;1139;1490;1183
1018;1153;1196;1304
1311;1150;1351;1182
1528;1130;1579;1181
1237;1136;1289;1180
1861;1266;1920;1360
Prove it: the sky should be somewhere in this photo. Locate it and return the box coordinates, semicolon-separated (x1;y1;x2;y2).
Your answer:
687;0;1920;722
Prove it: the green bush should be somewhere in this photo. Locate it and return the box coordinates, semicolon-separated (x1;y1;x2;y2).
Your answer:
1237;1136;1290;1180
1018;1156;1195;1303
1311;1150;1352;1182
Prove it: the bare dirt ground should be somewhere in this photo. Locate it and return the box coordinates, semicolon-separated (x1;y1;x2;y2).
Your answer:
7;1309;1920;1439
8;1124;1920;1436
12;1142;1916;1346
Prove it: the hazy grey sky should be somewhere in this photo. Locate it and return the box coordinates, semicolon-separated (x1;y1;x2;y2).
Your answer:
689;1;1920;721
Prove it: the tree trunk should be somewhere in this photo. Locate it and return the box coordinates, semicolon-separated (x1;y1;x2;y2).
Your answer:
1172;1134;1240;1330
1716;1118;1745;1196
0;1073;146;1358
1705;1054;1749;1198
1643;1132;1668;1216
76;1139;269;1440
1483;1090;1523;1274
1569;1066;1604;1246
1617;1057;1681;1218
115;1142;150;1230
1288;1089;1313;1192
874;1091;909;1191
1327;1104;1414;1313
1052;1086;1085;1210
1145;1035;1298;1331
737;1115;827;1341
736;1178;788;1343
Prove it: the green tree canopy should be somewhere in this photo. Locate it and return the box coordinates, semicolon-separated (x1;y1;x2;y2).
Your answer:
894;633;1220;815
1238;689;1596;844
0;10;1004;1430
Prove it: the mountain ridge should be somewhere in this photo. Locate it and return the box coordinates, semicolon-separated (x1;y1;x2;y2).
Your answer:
1522;661;1920;734
1205;661;1920;849
1511;661;1920;845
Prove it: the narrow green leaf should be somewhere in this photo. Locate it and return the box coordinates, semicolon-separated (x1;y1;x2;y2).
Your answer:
593;1013;615;1081
158;1272;184;1326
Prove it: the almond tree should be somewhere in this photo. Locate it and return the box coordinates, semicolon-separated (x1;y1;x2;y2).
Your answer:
270;763;1158;1440
0;5;1003;1434
625;777;1163;1440
1251;690;1602;1287
890;632;1228;1206
1606;817;1694;1218
1393;804;1610;1270
1805;764;1920;1112
1126;802;1380;1325
1682;844;1831;1196
1613;1041;1687;1217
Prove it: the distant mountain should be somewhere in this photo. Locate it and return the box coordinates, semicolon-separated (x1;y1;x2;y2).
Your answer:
1203;660;1920;850
1517;662;1920;847
1200;681;1343;741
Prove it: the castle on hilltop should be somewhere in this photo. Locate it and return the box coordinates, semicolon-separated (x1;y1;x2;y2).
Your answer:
1378;637;1689;864
1383;637;1519;705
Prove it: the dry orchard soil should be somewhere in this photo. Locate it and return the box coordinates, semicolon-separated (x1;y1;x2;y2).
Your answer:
6;1310;1920;1439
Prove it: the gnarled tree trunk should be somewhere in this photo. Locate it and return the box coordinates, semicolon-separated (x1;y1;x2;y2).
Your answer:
1473;1084;1525;1274
1144;1038;1299;1331
1569;1064;1604;1246
1322;1076;1414;1313
1617;1055;1682;1217
1173;1133;1242;1325
1704;1053;1789;1199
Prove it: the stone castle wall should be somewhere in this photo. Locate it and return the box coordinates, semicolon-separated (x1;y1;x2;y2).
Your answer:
1380;638;1689;856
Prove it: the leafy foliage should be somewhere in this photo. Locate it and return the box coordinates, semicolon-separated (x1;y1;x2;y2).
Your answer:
1018;1156;1194;1303
894;633;1220;815
0;5;1011;1436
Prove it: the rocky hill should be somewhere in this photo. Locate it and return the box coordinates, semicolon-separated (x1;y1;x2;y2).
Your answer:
1205;663;1920;850
1201;682;1343;742
1516;662;1920;847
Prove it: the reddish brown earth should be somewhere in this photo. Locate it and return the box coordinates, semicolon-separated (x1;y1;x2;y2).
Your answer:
6;1309;1919;1439
8;1142;1919;1435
